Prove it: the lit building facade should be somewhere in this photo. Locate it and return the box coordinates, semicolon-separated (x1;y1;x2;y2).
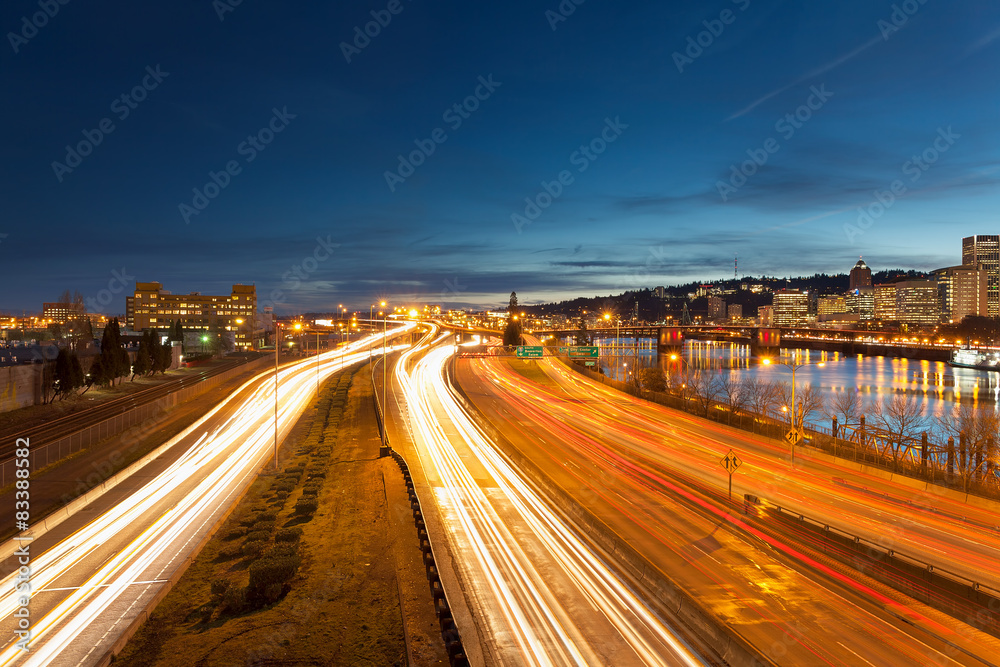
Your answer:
727;303;743;320
708;296;726;321
874;284;897;321
772;290;809;327
894;280;939;325
845;287;874;320
962;235;1000;317
126;282;257;349
42;302;86;324
933;265;987;323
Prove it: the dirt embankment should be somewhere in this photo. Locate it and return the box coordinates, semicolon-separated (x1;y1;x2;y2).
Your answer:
114;364;448;666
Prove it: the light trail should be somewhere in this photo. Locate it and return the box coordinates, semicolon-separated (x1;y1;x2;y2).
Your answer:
0;327;413;666
461;346;1000;665
394;334;706;666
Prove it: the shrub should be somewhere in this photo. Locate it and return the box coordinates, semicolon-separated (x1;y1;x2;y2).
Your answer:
242;540;268;559
211;578;233;597
220;585;247;614
246;556;299;606
244;530;271;544
222;527;246;540
275;527;303;543
216;544;242;561
256;511;278;523
294;498;319;515
250;520;276;532
266;544;300;561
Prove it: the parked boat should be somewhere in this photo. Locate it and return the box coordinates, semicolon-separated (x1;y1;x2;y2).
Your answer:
948;348;1000;371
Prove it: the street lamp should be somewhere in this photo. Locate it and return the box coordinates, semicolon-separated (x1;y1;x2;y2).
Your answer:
761;355;825;466
273;321;283;470
380;301;388;445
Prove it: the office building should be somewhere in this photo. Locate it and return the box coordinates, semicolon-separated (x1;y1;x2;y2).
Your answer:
757;305;773;326
42;301;86;324
817;296;846;316
849;258;873;290
708;296;726;321
933;265;987;323
727;303;742;320
126;282;257;349
845;287;874;320
894;280;939;325
874;284;897;321
962;235;1000;317
772;290;810;327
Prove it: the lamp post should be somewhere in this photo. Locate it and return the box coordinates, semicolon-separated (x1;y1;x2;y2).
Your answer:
761;355;825;466
273;321;281;470
370;304;376;361
315;328;320;394
380;301;387;445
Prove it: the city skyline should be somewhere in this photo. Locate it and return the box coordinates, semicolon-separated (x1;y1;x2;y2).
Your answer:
2;1;999;311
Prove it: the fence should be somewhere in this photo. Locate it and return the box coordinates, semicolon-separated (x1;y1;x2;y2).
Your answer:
558;358;1000;502
5;356;274;486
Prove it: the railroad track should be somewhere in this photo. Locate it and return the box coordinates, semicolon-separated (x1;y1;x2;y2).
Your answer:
0;358;249;460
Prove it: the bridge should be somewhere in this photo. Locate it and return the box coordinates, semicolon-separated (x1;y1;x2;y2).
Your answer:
542;325;954;361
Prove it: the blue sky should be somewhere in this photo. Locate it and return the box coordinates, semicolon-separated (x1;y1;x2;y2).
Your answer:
1;0;998;313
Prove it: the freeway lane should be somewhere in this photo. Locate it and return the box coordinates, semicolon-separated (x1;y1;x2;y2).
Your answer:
491;349;1000;593
389;332;708;666
457;350;1000;666
0;330;412;666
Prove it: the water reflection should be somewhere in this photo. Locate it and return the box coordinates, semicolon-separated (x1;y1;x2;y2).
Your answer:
593;338;1000;425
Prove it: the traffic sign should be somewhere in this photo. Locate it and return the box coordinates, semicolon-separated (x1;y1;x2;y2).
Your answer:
784;429;802;445
584;360;596;367
556;346;599;357
516;345;543;358
720;450;743;474
720;449;742;502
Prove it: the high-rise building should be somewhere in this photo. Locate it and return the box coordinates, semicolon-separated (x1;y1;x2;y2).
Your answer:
894;280;939;325
874;284;897;321
962;235;1000;317
845;287;874;320
727;303;743;320
757;305;773;326
817;295;846;315
708;296;726;321
653;286;666;299
849;258;873;290
772;290;809;327
933;265;987;323
126;282;257;349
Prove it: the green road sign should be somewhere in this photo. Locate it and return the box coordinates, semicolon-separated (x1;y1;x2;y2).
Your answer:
556;346;599;357
516;346;543;358
584;360;596;367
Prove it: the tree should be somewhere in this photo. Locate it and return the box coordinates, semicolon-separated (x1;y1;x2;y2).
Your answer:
132;334;151;379
149;330;171;374
690;369;723;417
871;396;926;472
718;373;748;425
827;389;862;436
503;292;523;347
637;368;667;392
573;317;592;346
88;355;107;388
97;318;129;386
776;382;825;433
70;353;85;392
745;376;780;429
939;405;999;492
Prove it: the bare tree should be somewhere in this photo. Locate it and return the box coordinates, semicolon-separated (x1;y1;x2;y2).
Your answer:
871;396;927;472
690;368;723;418
745;376;780;431
718;373;748;425
939;405;999;492
826;389;862;435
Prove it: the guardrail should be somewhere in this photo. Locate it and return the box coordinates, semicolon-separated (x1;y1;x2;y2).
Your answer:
4;356;273;486
751;496;1000;639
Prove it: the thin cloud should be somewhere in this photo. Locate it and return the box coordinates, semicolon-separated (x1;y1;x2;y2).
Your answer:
726;35;883;121
966;25;1000;55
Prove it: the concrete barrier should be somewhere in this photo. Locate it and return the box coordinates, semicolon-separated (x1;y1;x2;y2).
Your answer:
448;373;772;667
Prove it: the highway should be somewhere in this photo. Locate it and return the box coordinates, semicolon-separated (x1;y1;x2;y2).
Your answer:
0;329;411;666
389;330;708;666
455;343;1000;666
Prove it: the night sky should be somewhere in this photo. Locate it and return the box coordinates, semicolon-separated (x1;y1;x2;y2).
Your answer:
2;0;998;314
